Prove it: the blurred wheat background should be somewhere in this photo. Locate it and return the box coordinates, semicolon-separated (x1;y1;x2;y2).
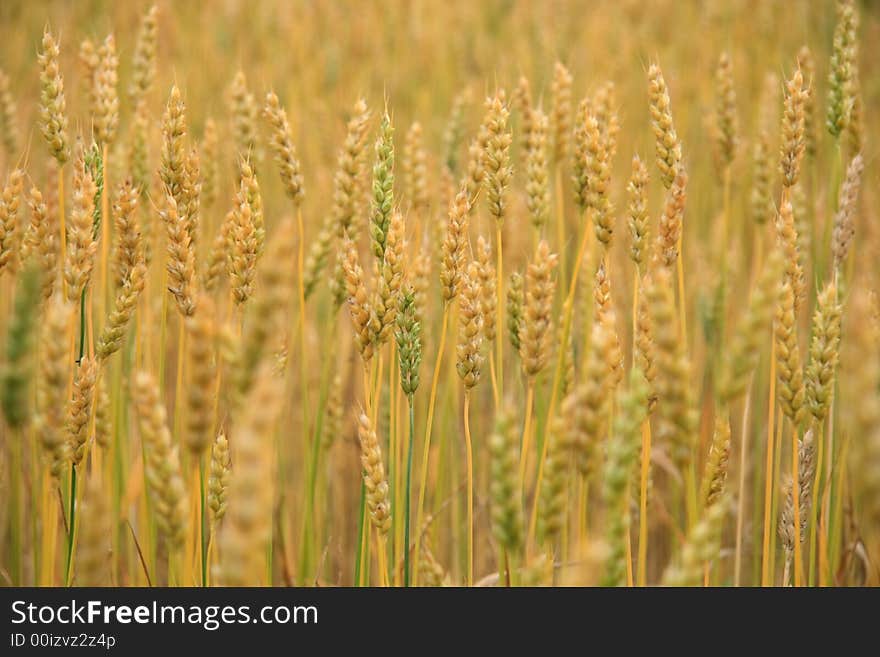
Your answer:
0;0;877;586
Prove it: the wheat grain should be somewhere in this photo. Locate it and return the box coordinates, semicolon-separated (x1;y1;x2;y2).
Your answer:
831;153;864;271
68;356;97;467
200;118;220;209
806;281;842;423
0;169;24;275
75;474;111;586
264;91;305;205
371;210;405;346
63;151;97;302
0;69;18;156
356;411;392;535
662;495;728;585
647;267;697;468
827;0;858;139
456;261;484;390
594;261;623;387
208;431;231;523
160;85;187;206
476;236;497;344
489;404;523;552
648;62;681;189
524;107;550;230
797;46;817;156
602;369;649;586
700;413;731;509
482;91;513;225
94;35;119;145
712;52;738;172
781;67;808;188
403;121;429;214
26;186;54;274
550;62;573;164
233;218;296;399
779;429;816;568
775;279;807;427
185;294;217;455
776;200;806;313
218;365;283;585
132;370;187;549
440;187;469;303
229;178;258;307
627;155;650;273
520;240;557;379
160;193;197;317
229;71;259;165
655;167;687;269
129;5;159;107
443;89;469;174
35;293;71;477
567;320;615;476
38;29;69;164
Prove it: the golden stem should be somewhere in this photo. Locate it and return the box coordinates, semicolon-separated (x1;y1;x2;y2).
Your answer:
495;222;504;402
637;420;651;586
463;392;474;586
733;378;754;586
761;338;777;586
792;420;802;587
412;306;449;585
518;381;535;487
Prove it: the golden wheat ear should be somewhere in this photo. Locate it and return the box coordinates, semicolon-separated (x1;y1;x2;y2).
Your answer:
131;370;188;551
356;410;392;535
0;68;19;157
520;240;558;380
38;28;70;165
647;62;681;190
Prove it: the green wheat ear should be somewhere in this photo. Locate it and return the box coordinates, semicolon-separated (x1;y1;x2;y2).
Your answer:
602;367;649;587
395;286;422;397
84;141;103;238
826;0;858;139
489;403;523;554
2;263;41;429
370;111;395;261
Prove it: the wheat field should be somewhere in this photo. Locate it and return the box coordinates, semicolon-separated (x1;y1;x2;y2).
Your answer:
0;0;876;587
